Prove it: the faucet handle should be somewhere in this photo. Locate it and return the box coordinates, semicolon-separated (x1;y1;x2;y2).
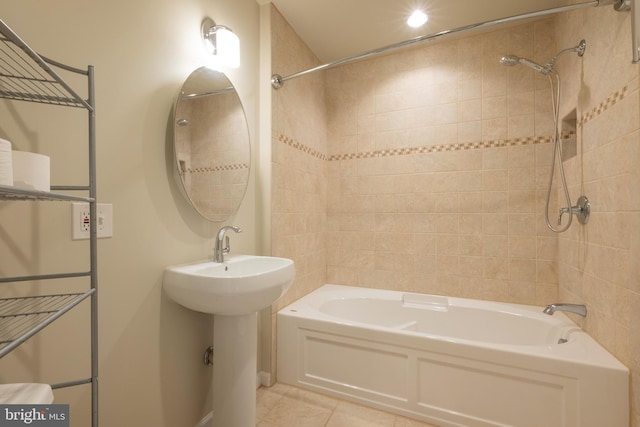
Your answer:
223;235;231;255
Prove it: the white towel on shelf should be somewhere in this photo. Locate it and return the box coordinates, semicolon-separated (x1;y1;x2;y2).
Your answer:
12;150;50;192
0;138;13;186
0;383;54;404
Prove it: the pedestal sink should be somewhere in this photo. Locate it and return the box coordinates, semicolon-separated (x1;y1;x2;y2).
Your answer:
163;255;294;427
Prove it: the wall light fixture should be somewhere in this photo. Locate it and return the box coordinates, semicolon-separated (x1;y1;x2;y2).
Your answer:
201;17;240;68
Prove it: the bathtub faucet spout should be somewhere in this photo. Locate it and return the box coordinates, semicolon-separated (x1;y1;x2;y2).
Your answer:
543;303;587;317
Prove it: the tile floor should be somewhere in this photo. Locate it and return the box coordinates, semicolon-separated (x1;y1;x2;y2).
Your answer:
256;383;439;427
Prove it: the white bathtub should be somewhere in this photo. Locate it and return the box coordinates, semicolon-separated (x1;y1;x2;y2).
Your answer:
277;285;628;427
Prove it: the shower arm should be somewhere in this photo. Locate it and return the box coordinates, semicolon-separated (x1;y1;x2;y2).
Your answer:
271;0;630;89
546;40;587;70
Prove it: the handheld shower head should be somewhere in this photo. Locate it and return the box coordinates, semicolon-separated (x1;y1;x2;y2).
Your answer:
499;55;520;66
499;55;550;75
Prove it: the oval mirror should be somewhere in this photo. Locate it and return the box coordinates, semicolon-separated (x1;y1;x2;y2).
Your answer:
172;67;250;222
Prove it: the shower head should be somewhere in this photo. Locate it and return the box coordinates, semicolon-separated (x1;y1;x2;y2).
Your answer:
499;55;550;75
499;55;520;67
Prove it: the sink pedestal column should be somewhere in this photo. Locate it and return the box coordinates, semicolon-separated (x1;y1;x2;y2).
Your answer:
212;313;257;427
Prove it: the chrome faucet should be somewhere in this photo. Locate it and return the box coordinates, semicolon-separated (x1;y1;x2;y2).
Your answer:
543;303;587;317
213;225;242;263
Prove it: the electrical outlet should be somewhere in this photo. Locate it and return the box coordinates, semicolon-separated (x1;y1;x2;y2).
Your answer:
72;202;113;240
80;208;90;232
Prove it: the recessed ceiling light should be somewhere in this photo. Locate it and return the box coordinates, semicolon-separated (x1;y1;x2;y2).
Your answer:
407;10;428;28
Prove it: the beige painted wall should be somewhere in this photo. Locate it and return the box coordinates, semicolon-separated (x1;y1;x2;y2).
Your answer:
0;0;260;425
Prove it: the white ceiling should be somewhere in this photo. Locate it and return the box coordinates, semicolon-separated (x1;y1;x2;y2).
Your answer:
263;0;570;63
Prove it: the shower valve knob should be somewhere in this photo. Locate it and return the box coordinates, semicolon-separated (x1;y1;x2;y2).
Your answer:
558;195;590;225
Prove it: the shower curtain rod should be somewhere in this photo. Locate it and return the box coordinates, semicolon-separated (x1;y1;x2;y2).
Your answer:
271;0;631;89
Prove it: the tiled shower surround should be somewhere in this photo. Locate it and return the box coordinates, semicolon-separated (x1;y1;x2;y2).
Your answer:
270;4;639;424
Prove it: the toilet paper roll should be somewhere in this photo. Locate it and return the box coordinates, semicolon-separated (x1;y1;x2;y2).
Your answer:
0;138;13;186
12;150;50;192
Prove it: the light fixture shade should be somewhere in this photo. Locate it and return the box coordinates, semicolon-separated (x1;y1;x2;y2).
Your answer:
214;26;240;68
201;18;240;68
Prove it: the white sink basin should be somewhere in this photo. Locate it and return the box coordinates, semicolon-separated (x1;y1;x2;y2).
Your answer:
163;255;295;315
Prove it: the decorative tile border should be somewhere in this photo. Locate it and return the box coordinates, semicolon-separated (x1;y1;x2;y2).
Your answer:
276;84;629;162
327;135;556;161
277;134;327;160
182;163;249;174
579;85;628;126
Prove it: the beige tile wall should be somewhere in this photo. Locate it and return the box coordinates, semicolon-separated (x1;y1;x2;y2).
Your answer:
325;19;560;305
270;4;328;309
270;5;328;378
554;5;640;425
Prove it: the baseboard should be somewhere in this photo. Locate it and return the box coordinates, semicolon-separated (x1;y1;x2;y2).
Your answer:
193;372;270;427
194;411;212;427
258;371;271;387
